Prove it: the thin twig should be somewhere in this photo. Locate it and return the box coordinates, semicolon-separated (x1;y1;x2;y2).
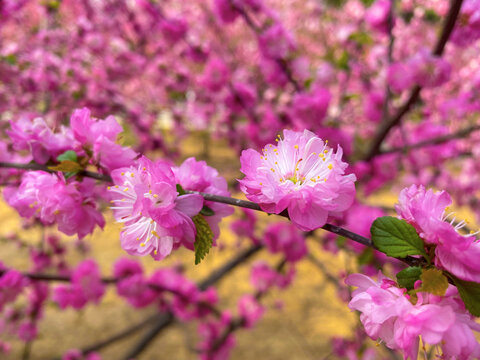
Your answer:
380;124;480;154
0;162;113;182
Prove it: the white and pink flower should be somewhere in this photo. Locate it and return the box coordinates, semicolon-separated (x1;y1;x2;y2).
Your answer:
239;129;356;231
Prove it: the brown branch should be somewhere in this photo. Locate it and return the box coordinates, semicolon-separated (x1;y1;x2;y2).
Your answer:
364;0;464;161
380;124;480;154
0;162;113;183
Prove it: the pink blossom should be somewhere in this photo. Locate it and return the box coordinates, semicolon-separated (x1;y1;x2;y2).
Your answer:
70;108;137;172
263;222;307;262
451;0;480;46
62;349;102;360
290;87;331;130
365;0;393;34
7;117;74;164
4;172;105;239
0;270;28;311
113;258;156;308
173;157;234;244
250;261;278;292
214;0;239;24
230;208;257;239
408;49;451;88
258;23;295;60
17;321;37;342
198;311;236;360
53;260;105;309
200;57;230;92
109;156;203;260
224;82;257;113
395;185;480;282
159;18;188;43
239;130;356;231
387;62;414;93
237;294;264;328
363;90;384;123
346;273;480;359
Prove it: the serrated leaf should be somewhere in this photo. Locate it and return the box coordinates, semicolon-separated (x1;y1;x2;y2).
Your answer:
56;150;78;162
396;266;422;290
418;268;448;296
48;160;82;173
176;184;186;196
193;214;213;265
200;206;215;217
371;216;427;259
449;275;480;317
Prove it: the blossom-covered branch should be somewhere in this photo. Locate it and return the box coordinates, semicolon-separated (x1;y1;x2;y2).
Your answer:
364;0;464;160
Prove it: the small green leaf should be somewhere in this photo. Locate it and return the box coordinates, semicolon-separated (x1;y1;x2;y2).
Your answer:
449;275;480;317
371;216;427;259
348;31;373;46
48;160;82;173
424;9;440;23
396;266;422;290
56;150;78;163
200;206;215;217
2;54;17;65
360;0;375;6
193;214;213;265
176;184;186;196
358;247;374;266
336;236;347;248
337;51;350;71
418;268;448;296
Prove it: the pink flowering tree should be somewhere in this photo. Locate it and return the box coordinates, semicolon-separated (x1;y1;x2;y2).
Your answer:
1;0;480;359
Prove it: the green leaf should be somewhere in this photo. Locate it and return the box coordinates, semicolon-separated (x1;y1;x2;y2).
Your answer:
200;206;215;217
48;160;82;173
396;266;422;290
450;275;480;317
2;54;17;65
336;236;347;248
193;214;213;265
176;184;186;196
424;9;440;23
337;51;350;71
360;0;375;6
401;11;414;24
324;0;347;8
371;216;427;259
358;247;374;266
348;31;373;46
56;150;78;163
418;268;448;296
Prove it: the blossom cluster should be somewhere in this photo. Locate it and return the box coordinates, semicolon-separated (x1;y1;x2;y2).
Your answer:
347;273;480;359
396;184;480;282
109;156;232;260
